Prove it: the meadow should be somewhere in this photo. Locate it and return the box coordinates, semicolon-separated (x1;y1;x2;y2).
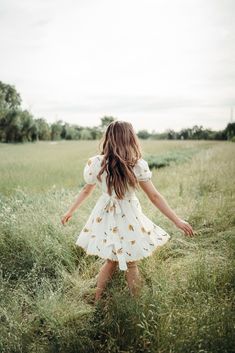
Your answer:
0;139;234;353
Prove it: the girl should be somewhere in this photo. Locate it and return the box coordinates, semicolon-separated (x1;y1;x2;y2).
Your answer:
61;121;194;302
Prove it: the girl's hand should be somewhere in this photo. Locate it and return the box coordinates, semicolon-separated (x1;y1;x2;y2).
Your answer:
61;211;73;225
174;218;194;237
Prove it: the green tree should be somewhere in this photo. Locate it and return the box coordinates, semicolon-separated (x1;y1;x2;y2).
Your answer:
80;128;93;140
65;125;80;140
191;125;204;139
100;116;115;128
137;129;151;139
178;128;190;140
166;129;176;140
0;81;23;142
61;123;69;139
61;123;82;140
0;81;21;110
19;110;37;142
224;122;235;140
50;120;63;140
90;126;102;139
35;118;51;140
3;110;22;142
97;116;116;135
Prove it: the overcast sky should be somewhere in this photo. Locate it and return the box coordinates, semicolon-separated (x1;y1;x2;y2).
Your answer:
0;0;234;132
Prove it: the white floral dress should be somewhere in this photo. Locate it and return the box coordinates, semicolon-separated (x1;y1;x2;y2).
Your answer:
75;154;171;271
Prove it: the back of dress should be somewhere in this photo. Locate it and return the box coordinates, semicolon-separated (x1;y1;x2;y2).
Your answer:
75;154;171;271
83;154;152;196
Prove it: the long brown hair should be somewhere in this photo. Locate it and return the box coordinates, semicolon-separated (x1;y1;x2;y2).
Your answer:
97;120;142;199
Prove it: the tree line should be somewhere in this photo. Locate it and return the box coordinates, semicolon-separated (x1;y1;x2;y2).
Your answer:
137;124;235;141
0;81;234;143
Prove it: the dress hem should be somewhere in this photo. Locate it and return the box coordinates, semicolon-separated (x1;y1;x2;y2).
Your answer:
75;236;170;269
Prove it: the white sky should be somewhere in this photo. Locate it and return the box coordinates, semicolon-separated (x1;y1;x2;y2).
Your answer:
0;0;234;132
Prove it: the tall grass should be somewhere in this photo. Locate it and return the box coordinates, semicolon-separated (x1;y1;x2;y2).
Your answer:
0;140;234;352
0;139;214;196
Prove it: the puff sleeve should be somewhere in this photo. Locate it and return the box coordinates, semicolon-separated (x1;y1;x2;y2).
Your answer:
83;155;100;185
133;158;152;181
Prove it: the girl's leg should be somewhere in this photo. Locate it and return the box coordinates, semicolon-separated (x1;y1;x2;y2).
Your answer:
125;261;142;297
95;259;118;301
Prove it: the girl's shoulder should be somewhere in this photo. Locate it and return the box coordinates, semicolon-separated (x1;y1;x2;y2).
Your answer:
133;157;149;170
83;154;104;185
133;158;152;181
86;154;104;165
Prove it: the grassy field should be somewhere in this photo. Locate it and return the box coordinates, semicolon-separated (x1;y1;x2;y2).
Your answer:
0;139;234;353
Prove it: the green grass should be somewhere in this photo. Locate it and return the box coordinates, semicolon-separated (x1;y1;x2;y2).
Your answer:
0;140;234;353
145;146;203;168
0;139;215;196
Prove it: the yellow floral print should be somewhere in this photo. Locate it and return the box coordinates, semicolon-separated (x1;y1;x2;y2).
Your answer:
104;205;109;212
75;157;171;269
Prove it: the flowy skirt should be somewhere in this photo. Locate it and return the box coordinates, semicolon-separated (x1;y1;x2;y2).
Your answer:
75;193;171;271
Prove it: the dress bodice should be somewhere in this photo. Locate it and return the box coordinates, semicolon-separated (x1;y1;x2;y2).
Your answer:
76;154;171;272
83;154;152;199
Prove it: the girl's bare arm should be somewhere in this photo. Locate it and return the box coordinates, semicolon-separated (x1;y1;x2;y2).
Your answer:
61;183;96;225
139;180;194;237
